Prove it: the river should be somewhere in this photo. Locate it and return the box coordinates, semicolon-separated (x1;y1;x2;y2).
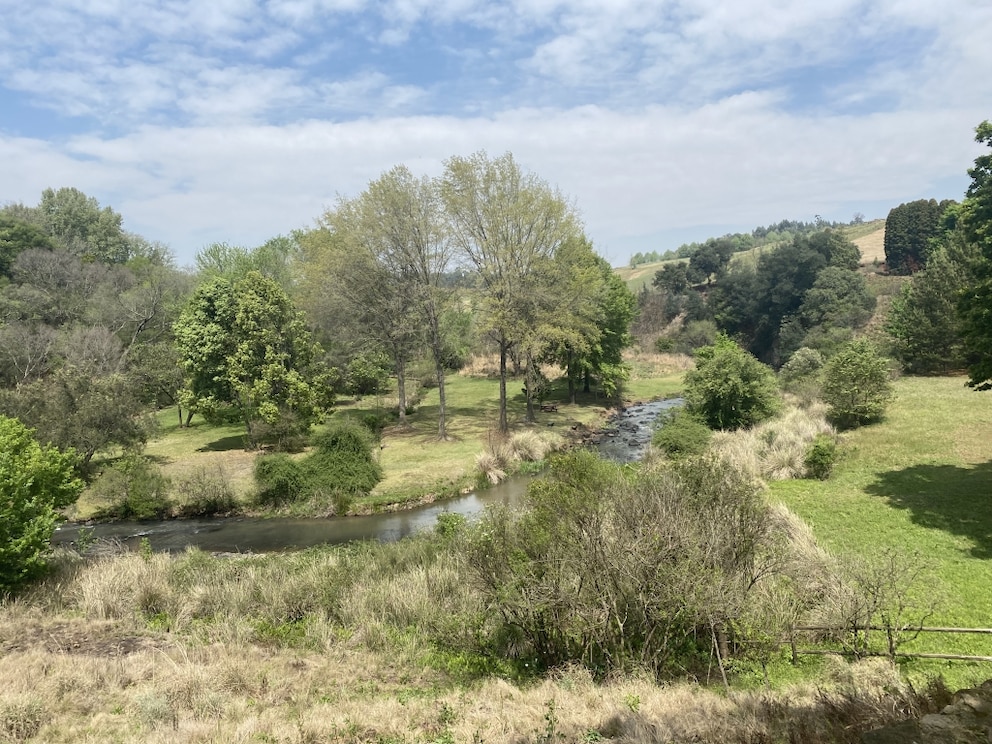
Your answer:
53;398;683;553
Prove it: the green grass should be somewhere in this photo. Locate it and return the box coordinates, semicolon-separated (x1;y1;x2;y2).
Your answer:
770;375;992;686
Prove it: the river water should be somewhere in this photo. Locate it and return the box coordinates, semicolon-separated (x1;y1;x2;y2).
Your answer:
53;398;683;553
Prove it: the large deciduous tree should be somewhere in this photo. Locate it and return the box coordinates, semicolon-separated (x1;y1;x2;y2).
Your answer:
442;151;580;432
884;198;955;275
175;271;330;448
313;166;455;435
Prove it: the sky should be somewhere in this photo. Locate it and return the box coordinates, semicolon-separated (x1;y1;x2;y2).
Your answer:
0;0;989;268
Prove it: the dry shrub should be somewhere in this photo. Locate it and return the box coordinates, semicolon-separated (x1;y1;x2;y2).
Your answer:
508;429;563;461
712;403;835;481
458;354;502;377
625;349;695;377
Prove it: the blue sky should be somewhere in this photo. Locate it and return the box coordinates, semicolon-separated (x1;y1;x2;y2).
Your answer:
0;0;989;267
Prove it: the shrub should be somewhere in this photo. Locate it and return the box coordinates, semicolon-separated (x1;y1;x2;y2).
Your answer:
804;434;839;480
684;333;780;429
822;339;894;429
465;451;778;678
171;466;238;517
91;453;171;520
253;453;306;506
0;415;83;594
779;347;824;390
651;408;712;458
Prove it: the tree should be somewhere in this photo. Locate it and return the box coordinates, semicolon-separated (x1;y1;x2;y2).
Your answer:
442;151;580;432
0;213;54;279
886;234;978;374
821;339;894;429
175;271;330;448
38;187;134;263
0;369;151;467
884;199;954;274
653;262;690;294
683;334;780;429
0;415;83;594
958;121;992;390
316;166;456;436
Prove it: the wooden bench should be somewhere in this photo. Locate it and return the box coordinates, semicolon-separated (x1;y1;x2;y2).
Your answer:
540;403;558;413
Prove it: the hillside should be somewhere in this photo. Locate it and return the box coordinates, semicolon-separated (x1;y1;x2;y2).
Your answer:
615;219;887;291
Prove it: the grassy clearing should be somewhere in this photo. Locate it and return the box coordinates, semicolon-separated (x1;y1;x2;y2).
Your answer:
771;376;992;686
76;358;674;519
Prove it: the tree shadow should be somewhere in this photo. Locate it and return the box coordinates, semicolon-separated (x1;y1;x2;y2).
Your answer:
864;461;992;559
196;434;247;452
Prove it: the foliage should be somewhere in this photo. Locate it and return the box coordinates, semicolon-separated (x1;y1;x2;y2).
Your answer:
684;334;780;430
804;434;839;480
345;348;392;396
711;230;864;363
253;453;307;506
170;466;238;517
37;187;135;263
886;234;978;374
883;198;955;274
465;451;779;678
91;453;172;520
779;347;824;388
958;120;992;390
175;271;331;448
0;213;54;279
253;420;382;511
0;415;83;594
0;369;151;467
651;408;712;458
821;339;894;429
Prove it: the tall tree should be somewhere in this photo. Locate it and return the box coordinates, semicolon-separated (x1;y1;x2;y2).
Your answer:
958;121;992;390
884;198;954;274
442;151;580;432
175;271;330;448
38;187;134;263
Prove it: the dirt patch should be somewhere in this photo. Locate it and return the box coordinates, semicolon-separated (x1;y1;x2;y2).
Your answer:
0;618;160;657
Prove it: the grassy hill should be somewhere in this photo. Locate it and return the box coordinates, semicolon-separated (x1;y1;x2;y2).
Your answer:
615;219;887;292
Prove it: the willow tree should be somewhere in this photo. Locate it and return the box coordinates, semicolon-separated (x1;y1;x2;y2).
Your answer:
442;152;580;432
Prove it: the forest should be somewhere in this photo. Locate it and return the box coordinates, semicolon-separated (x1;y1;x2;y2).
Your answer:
0;124;991;742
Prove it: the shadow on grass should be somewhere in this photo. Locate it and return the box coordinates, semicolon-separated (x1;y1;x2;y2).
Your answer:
196;434;247;452
864;461;992;559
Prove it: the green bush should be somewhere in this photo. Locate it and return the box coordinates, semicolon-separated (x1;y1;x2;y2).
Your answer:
0;415;83;594
822;339;894;429
91;453;171;520
254;453;306;505
684;333;780;430
804;434;839;480
651;408;712;458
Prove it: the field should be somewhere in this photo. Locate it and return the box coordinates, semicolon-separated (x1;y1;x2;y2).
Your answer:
4;370;992;742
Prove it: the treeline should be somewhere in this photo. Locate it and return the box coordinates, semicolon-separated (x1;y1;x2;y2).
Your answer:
0;154;636;466
628;216;853;268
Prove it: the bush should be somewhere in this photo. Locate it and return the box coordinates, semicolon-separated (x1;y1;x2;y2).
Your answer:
465;451;779;678
171;466;238;517
780;347;824;388
822;339;894;429
0;415;83;594
804;434;839;480
253;453;306;506
254;421;382;512
651;408;712;458
91;453;171;520
684;333;780;429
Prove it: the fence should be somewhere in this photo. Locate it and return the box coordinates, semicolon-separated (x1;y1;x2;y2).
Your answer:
787;625;992;664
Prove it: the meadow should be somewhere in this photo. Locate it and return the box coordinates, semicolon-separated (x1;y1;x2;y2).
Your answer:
6;356;992;742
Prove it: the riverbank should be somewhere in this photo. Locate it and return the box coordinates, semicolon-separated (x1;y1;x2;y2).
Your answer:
69;355;688;522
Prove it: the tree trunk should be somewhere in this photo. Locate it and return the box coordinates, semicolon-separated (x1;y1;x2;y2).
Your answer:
567;349;576;404
435;360;448;439
524;354;536;424
583;368;591;394
396;361;407;426
498;339;509;433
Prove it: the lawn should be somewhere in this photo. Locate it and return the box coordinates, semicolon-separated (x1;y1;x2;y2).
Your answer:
771;375;992;686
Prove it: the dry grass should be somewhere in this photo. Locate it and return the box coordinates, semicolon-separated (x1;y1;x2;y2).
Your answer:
852;222;886;265
711;403;835;481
